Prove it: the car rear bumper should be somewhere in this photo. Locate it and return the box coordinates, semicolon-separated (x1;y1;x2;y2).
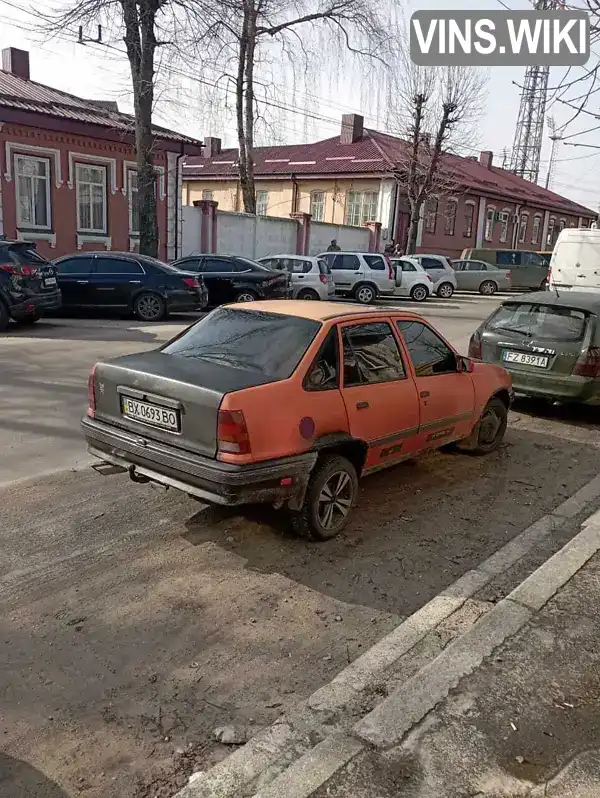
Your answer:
508;370;600;405
166;290;207;312
11;290;62;319
82;416;318;506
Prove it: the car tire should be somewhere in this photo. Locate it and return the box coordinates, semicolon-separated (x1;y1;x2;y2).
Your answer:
0;299;9;332
235;290;259;302
410;284;428;302
298;288;320;300
290;454;358;541
464;397;508;456
353;283;377;305
15;313;40;325
133;292;167;322
437;282;454;299
479;280;498;295
540;278;548;291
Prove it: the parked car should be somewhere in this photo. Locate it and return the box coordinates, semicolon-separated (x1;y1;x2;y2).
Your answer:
460;248;548;291
409;254;458;298
52;252;207;321
82;300;513;540
0;239;62;331
257;254;335;300
171;254;291;306
451;260;511;294
548;228;600;293
469;291;600;405
390;257;433;301
318;251;395;304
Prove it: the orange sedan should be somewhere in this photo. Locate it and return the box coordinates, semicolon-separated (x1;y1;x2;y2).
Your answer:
82;301;513;540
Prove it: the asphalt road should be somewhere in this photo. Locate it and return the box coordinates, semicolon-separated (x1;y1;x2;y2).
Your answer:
3;296;600;798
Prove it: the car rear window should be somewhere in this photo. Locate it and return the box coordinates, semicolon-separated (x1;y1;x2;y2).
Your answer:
3;244;50;266
162;307;321;379
487;303;589;342
318;259;331;275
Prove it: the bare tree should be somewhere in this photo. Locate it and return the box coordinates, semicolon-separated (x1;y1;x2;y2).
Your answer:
387;54;486;254
40;0;205;257
193;0;392;213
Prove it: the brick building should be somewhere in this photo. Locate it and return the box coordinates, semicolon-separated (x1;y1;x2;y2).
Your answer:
0;47;203;260
183;114;595;257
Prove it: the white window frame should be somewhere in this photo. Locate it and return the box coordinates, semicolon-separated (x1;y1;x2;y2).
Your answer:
546;216;556;246
76;162;107;234
256;190;269;216
559;218;566;233
310;191;325;222
345;191;379;227
484;206;495;242
518;213;528;244
464;200;476;238
531;214;542;245
498;209;510;243
15;154;52;230
202;189;214;201
444;198;458;236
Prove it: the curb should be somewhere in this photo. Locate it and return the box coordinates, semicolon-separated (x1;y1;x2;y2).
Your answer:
175;476;600;798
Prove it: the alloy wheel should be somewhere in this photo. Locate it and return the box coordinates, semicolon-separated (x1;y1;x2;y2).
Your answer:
136;294;163;321
480;281;497;295
437;282;454;298
356;286;375;304
236;292;256;302
412;285;427;301
317;470;354;533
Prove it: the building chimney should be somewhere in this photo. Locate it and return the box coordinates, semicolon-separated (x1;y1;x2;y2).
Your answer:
340;114;364;145
2;47;30;80
479;150;493;169
203;137;222;158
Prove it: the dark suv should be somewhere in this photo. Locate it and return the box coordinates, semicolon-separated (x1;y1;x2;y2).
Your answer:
0;240;62;330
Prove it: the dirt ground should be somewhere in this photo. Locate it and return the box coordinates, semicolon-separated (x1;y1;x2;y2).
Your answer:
1;400;600;798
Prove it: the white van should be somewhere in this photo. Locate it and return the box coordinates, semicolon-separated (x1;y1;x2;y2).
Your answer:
548;227;600;293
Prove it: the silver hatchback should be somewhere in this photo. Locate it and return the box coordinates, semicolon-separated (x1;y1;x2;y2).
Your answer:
258;254;335;300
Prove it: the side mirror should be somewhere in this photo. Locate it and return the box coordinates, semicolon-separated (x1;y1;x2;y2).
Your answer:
458;356;474;373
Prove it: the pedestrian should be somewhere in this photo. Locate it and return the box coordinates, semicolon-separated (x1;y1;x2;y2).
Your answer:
394;243;403;256
384;239;395;255
327;239;341;251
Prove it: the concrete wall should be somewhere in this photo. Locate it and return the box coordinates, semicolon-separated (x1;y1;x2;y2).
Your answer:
310;221;370;254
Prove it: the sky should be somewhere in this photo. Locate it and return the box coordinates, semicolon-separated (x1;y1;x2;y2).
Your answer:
1;0;599;212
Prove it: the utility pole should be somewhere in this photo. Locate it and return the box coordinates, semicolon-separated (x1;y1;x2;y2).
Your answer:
509;0;563;183
545;116;562;190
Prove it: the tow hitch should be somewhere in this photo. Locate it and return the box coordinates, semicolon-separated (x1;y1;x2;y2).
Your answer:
128;465;151;485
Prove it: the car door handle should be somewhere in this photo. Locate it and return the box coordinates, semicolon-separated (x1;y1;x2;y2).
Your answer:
76;280;89;284
129;280;141;284
356;401;370;409
420;391;430;398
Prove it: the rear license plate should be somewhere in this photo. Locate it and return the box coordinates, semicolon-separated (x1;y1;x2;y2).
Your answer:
43;276;57;287
502;350;549;368
121;396;180;431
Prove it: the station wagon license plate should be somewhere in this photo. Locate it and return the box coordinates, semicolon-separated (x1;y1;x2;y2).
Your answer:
121;396;179;431
502;350;549;368
43;276;57;287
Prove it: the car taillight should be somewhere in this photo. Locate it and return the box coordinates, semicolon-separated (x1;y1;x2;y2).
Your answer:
319;273;327;284
183;277;200;288
385;256;393;280
546;267;551;285
468;329;482;360
0;263;39;277
573;347;600;377
87;365;97;418
217;409;250;454
505;271;511;281
426;275;432;281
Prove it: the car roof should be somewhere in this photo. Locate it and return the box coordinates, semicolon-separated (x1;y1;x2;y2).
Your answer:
259;254;313;259
223;300;426;322
503;290;600;313
318;251;380;255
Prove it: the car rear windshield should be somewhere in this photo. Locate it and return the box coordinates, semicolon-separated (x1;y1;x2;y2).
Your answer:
3;244;51;266
488;302;589;342
161;307;321;379
318;259;331;275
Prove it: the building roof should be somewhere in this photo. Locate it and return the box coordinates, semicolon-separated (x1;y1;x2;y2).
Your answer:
183;126;594;218
0;68;203;148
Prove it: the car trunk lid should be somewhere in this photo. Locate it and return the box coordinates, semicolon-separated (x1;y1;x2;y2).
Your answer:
481;301;595;377
91;351;273;458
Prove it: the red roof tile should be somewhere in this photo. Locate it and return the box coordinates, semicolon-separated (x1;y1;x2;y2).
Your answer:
0;69;203;148
184;127;594;217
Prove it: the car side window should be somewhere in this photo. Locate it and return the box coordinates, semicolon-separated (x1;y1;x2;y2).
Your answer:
421;257;443;271
396;320;457;377
399;260;417;272
94;257;143;275
54;257;94;275
332;254;360;271
320;253;335;267
497;251;521;266
342;322;406;387
364;255;386;271
203;258;233;272
260;258;277;270
466;262;483;271
304;328;339;391
521;252;545;266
